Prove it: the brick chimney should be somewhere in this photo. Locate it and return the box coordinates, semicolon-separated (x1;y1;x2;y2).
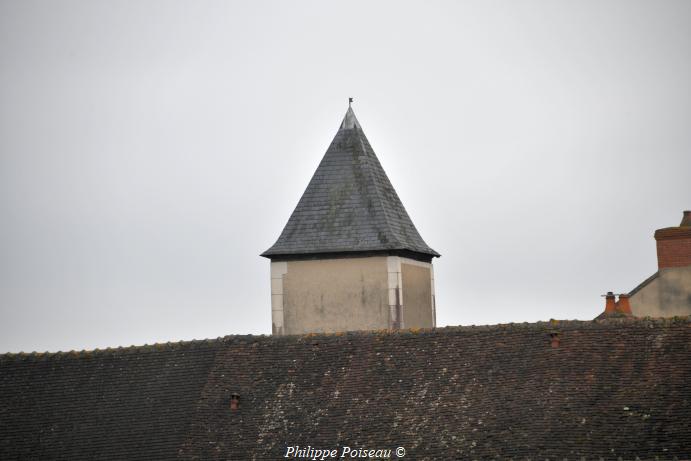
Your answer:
654;211;691;269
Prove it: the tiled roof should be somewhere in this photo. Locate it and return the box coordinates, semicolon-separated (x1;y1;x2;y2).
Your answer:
2;318;691;459
0;340;220;461
261;106;439;260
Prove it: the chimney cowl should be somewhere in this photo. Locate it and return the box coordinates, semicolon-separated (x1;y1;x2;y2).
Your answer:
654;211;691;269
681;210;691;227
604;292;616;313
616;293;632;315
597;292;633;319
549;331;560;348
230;393;241;410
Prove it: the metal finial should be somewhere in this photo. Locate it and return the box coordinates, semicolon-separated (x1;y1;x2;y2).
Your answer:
349;97;353;106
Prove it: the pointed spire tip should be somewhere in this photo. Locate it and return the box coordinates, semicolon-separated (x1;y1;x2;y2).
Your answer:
340;100;360;130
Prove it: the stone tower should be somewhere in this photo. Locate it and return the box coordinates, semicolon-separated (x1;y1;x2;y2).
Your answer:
261;104;440;335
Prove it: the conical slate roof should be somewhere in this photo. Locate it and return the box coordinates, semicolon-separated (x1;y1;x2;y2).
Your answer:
262;105;439;260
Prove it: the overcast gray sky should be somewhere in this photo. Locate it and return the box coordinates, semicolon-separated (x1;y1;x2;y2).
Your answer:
1;0;690;352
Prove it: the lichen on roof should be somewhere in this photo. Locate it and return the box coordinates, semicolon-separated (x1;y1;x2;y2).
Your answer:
2;317;691;459
261;106;439;259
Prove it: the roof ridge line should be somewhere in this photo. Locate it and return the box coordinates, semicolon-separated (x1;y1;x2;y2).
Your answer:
628;270;659;296
0;336;235;358
3;317;691;358
355;128;401;249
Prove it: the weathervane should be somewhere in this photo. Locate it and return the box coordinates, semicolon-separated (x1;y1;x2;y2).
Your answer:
349;97;353;106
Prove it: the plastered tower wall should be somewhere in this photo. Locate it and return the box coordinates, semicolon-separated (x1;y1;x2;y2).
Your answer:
401;260;435;329
271;256;435;335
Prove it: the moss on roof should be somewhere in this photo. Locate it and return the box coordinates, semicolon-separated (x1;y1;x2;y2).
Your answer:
261;106;439;259
2;317;691;459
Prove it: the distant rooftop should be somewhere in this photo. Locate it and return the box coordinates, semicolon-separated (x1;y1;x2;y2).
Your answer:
262;104;439;261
